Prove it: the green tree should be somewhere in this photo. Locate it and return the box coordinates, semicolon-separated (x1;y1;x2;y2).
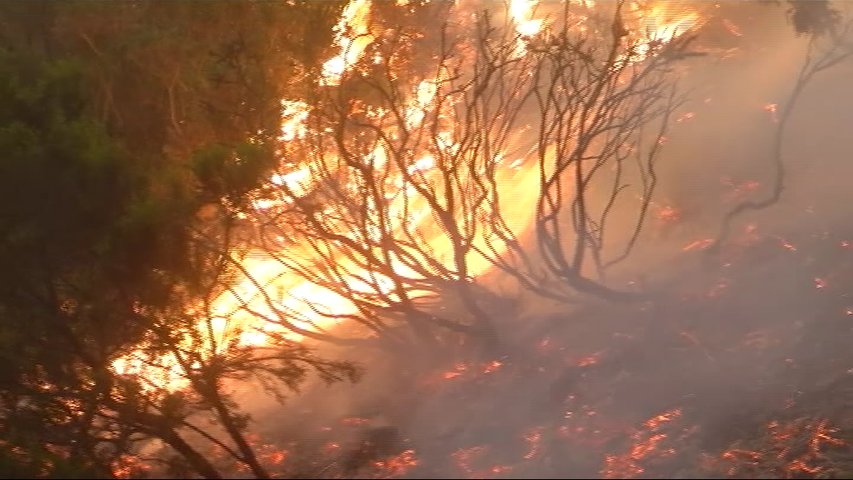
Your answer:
0;2;351;478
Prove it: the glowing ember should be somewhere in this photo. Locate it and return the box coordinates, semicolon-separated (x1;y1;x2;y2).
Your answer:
764;103;779;122
443;363;469;380
452;445;489;477
716;418;846;478
522;426;544;460
602;408;685;479
778;239;798;252
482;360;504;374
111;454;151;479
721;177;761;202
656;205;681;224
644;408;682;430
682;238;714;252
341;417;372;426
372;449;419;478
722;18;743;37
265;450;288;466
676;111;696;123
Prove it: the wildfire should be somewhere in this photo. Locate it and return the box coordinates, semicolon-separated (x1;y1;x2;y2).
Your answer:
372;449;419;478
112;0;715;398
522;426;544;460
716;418;846;478
509;0;544;38
682;238;714;252
627;1;704;60
602;408;686;479
321;0;374;86
764;102;779;122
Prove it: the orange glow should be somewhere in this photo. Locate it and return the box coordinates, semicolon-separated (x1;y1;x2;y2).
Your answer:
643;408;681;430
655;205;681;224
443;363;469;380
717;418;845;478
626;2;703;61
682;238;714;252
764;103;779;122
509;0;544;38
522;426;544;460
112;0;709;395
602;408;683;479
321;0;374;86
482;360;503;374
373;449;419;477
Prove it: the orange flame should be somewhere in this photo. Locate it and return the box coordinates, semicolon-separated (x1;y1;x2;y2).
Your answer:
321;0;374;86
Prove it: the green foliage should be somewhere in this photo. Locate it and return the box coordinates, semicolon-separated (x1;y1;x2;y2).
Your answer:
192;141;277;206
0;2;354;477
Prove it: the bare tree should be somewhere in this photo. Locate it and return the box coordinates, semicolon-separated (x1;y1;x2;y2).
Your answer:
238;1;688;352
471;2;688;303
710;11;853;251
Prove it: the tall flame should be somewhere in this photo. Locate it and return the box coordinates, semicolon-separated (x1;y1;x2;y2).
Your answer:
112;0;707;391
321;0;374;86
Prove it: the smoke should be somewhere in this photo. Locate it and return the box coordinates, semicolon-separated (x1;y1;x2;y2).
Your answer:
219;2;853;478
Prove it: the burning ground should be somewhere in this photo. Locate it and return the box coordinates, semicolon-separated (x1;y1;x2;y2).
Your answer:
235;215;853;478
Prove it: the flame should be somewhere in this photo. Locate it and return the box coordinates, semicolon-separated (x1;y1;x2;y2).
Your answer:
372;449;419;477
112;0;711;395
509;0;544;38
636;3;701;42
627;2;703;61
716;418;845;478
522;426;544;460
321;0;374;86
602;408;684;479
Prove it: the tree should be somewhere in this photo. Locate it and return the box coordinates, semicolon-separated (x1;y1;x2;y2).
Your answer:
711;5;853;250
0;2;353;478
233;1;686;356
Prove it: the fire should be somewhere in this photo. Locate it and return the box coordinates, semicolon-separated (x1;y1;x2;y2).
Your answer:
602;408;686;479
482;360;503;374
321;0;374;86
764;103;779;122
643;408;681;430
112;0;714;402
627;2;703;60
372;449;419;478
111;454;151;479
682;238;714;252
279;99;309;142
522;426;544;460
722;18;743;37
655;204;680;224
443;362;469;380
509;0;544;38
716;418;846;478
452;445;495;478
